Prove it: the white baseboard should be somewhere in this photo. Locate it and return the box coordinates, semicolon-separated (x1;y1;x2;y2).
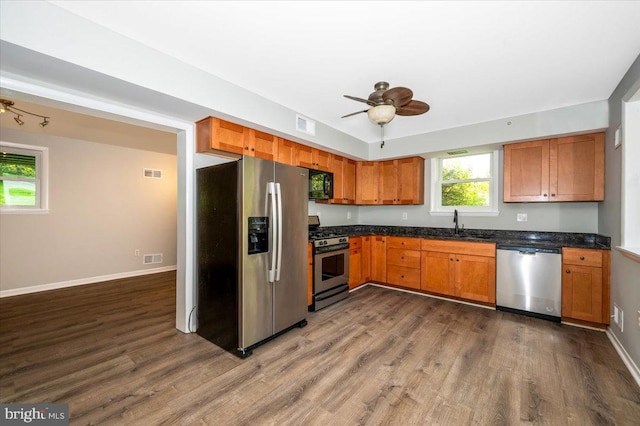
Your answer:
0;265;177;298
606;328;640;389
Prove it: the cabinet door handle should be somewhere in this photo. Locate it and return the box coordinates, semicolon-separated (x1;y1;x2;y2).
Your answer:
450;258;453;261
543;193;548;197
580;256;585;260
401;256;405;260
551;193;556;197
456;259;460;262
401;275;404;278
566;269;571;274
245;146;249;150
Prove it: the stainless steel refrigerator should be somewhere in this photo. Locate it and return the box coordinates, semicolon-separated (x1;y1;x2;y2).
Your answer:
196;156;308;358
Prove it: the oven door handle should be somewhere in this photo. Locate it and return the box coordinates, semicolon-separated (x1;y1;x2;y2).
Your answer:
267;182;277;283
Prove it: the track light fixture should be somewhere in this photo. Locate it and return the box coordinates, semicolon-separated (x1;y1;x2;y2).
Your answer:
1;99;51;127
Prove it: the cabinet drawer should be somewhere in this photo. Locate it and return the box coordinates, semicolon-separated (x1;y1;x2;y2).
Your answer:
387;265;421;289
387;248;421;269
421;239;495;257
387;248;420;269
563;248;602;267
387;236;421;250
349;237;362;249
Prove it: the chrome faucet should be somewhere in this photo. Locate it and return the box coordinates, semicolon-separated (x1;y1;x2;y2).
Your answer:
453;209;460;235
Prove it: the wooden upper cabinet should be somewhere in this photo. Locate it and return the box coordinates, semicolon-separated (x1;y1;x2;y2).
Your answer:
363;157;425;205
504;132;604;202
277;138;297;165
551;133;604;201
327;155;356;204
379;160;398;204
397;157;425;205
295;144;330;171
196;117;248;155
249;129;279;161
356;162;380;204
343;158;356;203
196;117;280;160
503;139;550;202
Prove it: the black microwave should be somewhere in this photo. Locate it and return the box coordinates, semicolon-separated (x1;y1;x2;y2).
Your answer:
308;169;333;200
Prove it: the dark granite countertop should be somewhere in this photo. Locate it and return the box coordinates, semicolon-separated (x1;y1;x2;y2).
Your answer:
313;225;610;250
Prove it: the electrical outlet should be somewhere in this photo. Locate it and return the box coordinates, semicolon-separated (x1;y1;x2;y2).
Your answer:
134;249;140;257
517;213;528;222
402;212;408;220
347;211;351;220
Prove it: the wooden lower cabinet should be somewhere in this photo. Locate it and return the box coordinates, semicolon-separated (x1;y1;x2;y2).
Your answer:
562;248;610;324
421;251;455;296
386;237;421;290
361;236;371;282
349;237;363;289
420;239;496;304
371;236;387;282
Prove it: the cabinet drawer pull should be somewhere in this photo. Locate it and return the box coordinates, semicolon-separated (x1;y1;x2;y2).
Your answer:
450;258;453;261
401;275;405;278
551;193;556;197
456;258;459;262
566;269;571;274
401;256;404;260
543;193;548;197
580;256;585;260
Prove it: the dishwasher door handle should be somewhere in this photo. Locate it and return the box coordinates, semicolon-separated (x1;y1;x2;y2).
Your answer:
518;250;537;255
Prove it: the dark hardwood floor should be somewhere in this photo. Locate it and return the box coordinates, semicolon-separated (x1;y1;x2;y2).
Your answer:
1;271;639;425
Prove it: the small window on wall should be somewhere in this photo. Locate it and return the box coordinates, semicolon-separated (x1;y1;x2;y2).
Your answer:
0;141;48;213
430;151;499;215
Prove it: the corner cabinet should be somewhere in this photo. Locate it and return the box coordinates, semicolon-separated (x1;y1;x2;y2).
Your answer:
420;239;496;304
357;157;424;205
503;132;604;202
562;248;610;325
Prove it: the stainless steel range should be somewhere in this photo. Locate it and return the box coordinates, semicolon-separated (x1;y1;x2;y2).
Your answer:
308;216;350;311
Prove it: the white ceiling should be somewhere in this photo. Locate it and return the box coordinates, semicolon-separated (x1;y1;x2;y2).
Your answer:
50;1;640;144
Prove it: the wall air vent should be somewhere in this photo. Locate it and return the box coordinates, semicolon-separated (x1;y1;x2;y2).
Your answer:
446;150;469;156
143;253;163;264
296;114;316;136
143;168;162;178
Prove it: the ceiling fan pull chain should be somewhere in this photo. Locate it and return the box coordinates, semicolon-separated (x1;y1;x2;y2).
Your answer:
380;124;385;149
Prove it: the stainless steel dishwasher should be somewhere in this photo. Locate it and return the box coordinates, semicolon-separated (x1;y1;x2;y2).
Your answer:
496;245;562;321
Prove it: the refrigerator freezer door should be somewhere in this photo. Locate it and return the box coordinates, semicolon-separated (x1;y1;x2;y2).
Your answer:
273;163;308;334
240;157;275;349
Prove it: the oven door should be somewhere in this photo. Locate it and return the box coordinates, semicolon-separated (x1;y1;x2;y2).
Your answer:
314;248;349;294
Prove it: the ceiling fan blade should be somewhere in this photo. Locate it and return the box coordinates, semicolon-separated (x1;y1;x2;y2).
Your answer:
341;109;369;118
395;100;430;116
383;87;413;107
344;95;376;106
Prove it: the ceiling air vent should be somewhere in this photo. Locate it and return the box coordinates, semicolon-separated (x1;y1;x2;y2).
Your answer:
143;168;162;178
143;253;163;264
296;114;316;136
446;150;469;156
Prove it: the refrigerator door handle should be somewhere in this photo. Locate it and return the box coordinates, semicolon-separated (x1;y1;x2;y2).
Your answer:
275;182;283;282
267;182;277;283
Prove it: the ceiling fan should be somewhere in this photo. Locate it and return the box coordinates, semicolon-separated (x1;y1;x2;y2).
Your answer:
342;81;430;148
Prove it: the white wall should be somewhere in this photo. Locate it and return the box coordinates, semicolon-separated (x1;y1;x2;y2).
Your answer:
0;126;177;294
600;54;640;373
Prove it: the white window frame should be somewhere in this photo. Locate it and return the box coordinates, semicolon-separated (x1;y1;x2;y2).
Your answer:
618;85;640;261
0;141;49;214
430;150;499;216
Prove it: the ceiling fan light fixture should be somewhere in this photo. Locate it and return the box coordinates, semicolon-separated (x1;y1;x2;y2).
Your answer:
367;104;395;125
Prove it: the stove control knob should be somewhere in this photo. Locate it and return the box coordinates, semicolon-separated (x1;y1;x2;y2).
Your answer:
339;237;347;243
